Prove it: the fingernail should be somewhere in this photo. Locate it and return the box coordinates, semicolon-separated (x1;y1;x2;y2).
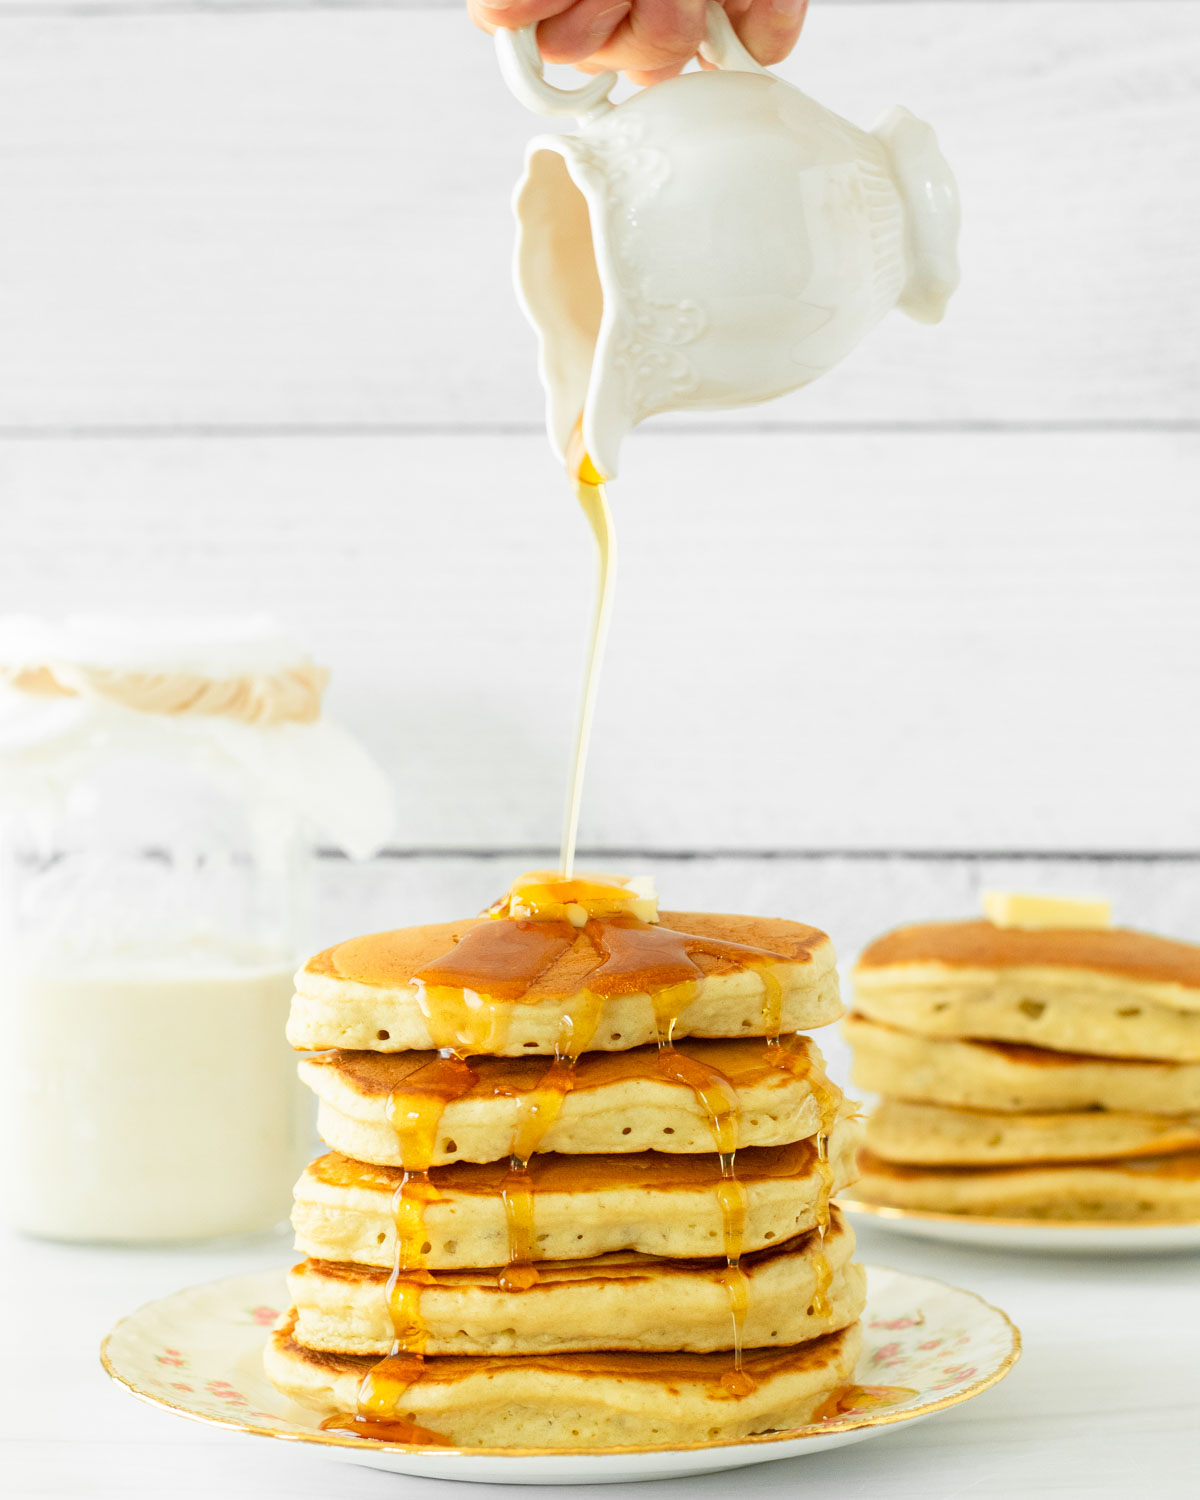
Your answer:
770;0;807;17
589;1;630;36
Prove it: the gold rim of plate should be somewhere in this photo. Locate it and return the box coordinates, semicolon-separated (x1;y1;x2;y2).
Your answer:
838;1197;1200;1233
99;1278;1021;1461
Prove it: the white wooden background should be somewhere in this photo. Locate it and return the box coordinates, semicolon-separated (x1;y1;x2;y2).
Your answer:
3;19;1200;1498
1;0;1198;857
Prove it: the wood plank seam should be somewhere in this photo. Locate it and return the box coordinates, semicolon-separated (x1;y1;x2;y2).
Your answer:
317;848;1200;862
0;420;1196;439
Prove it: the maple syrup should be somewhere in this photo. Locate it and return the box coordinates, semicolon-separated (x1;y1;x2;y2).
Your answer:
310;411;849;1440
561;426;616;879
313;1136;828;1205
348;1055;480;1427
812;1384;918;1423
499;993;605;1288
319;1408;452;1445
762;1034;841;1319
337;872;828;1426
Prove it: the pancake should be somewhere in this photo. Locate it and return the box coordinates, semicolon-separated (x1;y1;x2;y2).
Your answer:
288;912;840;1055
854;1147;1200;1221
293;1125;862;1268
288;1212;862;1356
301;1035;841;1167
263;1316;864;1447
864;1098;1200;1166
843;1013;1200;1115
853;921;1200;1061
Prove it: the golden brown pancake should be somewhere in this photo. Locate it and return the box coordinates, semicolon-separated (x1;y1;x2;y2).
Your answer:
288;912;840;1055
843;1013;1200;1114
301;1035;844;1166
853;920;1200;1061
263;1316;864;1447
863;1098;1200;1167
857;920;1200;988
853;1147;1200;1221
288;1211;862;1356
293;1120;862;1268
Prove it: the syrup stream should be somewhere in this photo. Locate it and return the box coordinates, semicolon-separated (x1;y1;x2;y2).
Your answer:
560;429;616;879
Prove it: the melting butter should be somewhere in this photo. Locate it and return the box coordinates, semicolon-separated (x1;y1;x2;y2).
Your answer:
983;891;1112;930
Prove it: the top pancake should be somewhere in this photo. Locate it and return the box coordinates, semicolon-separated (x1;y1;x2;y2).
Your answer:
858;920;1200;992
854;920;1200;1061
289;911;840;1055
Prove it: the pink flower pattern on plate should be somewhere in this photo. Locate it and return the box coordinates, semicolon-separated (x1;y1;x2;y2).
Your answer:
115;1268;1016;1444
243;1305;280;1328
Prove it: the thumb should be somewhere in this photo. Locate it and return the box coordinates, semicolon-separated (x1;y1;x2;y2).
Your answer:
729;0;807;67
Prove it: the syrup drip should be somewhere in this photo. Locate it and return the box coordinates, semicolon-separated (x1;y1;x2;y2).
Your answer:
765;1036;841;1319
584;915;793;1001
499;996;604;1292
345;1053;479;1436
338;892;807;1430
616;956;756;1396
804;1062;840;1319
812;1384;919;1423
561;427;615;879
755;958;841;1321
411;920;577;1056
319;1410;452;1445
756;963;785;1046
575;917;809;1401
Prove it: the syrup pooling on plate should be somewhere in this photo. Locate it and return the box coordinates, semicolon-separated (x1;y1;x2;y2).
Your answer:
319;1411;453;1445
812;1384;919;1423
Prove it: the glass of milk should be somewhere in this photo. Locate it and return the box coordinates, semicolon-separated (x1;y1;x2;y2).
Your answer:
0;617;394;1243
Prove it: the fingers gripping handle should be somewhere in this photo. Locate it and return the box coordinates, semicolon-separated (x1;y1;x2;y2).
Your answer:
495;3;769;121
494;22;619;121
698;2;771;75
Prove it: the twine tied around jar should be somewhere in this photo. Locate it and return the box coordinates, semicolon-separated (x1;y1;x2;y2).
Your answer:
1;659;329;727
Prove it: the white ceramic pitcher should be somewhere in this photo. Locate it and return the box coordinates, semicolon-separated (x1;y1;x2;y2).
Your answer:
497;4;961;478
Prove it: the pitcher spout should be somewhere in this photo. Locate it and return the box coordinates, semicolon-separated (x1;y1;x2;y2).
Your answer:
513;141;633;480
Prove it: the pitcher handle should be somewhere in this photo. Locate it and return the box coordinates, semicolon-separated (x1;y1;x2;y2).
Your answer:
494;23;619;122
496;2;768;121
697;2;771;75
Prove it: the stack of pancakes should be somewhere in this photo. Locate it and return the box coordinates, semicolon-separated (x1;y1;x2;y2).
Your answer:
264;876;869;1448
845;918;1200;1220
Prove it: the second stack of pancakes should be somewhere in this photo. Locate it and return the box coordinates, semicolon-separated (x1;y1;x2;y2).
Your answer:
846;908;1200;1220
265;873;868;1447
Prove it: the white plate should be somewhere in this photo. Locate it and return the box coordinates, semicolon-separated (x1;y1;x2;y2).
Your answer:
101;1263;1019;1485
840;1199;1200;1255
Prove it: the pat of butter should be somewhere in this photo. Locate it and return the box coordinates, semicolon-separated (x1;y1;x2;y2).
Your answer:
492;872;659;926
982;891;1112;931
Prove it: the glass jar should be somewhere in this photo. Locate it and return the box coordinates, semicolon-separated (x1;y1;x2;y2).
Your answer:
0;617;393;1243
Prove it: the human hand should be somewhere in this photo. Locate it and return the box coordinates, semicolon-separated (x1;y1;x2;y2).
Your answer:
469;0;808;87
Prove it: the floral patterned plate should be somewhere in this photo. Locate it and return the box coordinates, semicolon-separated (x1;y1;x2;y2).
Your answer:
841;1200;1200;1255
100;1264;1018;1485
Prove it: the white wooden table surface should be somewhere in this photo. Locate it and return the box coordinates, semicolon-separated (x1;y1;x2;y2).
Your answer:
5;979;1199;1500
5;1203;1199;1499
